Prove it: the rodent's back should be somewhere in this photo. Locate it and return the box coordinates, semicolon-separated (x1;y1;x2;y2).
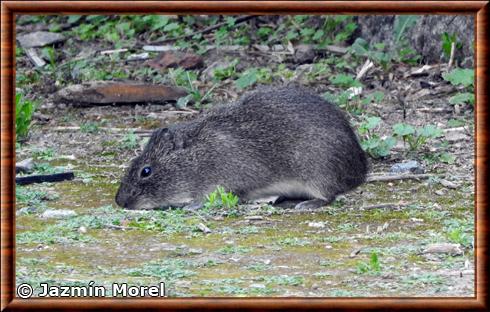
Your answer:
191;86;368;196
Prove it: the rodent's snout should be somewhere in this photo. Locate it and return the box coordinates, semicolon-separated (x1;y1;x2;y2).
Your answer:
115;184;132;209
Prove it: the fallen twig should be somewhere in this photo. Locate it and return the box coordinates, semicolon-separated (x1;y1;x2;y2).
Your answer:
51;126;154;134
356;59;374;80
360;202;410;210
367;173;435;183
447;41;456;71
16;172;75;185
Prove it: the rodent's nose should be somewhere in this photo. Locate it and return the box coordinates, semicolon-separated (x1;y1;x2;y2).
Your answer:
115;187;129;208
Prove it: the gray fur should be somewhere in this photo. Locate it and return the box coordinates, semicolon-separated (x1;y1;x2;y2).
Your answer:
115;86;369;210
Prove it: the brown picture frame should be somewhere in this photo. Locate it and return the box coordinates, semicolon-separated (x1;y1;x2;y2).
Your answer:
1;1;488;311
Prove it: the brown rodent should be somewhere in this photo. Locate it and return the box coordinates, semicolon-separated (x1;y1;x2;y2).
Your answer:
115;85;368;210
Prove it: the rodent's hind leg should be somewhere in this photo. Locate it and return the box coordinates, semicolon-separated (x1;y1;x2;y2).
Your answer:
183;202;204;211
294;198;329;210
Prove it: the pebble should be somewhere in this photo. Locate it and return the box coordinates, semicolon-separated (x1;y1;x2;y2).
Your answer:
308;221;325;228
389;160;423;174
17;31;66;48
423;243;463;256
40;209;77;219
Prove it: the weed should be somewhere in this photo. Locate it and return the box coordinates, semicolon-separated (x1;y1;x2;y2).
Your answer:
393;123;443;152
356;252;381;274
235;68;258;89
443;68;475;106
119;130;139;150
212;59;239;81
15;94;36;141
203;186;239;210
329;73;362;88
357;116;396;159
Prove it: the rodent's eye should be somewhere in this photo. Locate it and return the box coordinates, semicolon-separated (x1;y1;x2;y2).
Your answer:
140;166;152;178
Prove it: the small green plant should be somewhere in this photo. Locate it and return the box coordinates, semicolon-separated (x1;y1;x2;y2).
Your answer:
15;94;36;142
329;73;362;88
393;123;443;152
212;59;239;81
443;68;475;106
357;116;396;159
41;46;57;70
203;186;239;210
170;68;216;108
356;251;381;274
235;68;258;89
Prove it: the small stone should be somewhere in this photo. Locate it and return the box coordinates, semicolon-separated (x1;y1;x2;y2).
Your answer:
245;216;264;221
16;158;34;174
324;245;332;249
423;243;463;256
188;248;203;255
78;226;87;234
390;160;423;174
17;31;66;48
440;179;459;189
40;209;77;219
349;247;362;258
435;189;445;196
196;223;212;234
308;221;325;228
294;44;315;63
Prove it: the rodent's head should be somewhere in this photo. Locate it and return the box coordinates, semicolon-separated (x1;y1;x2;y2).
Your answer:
115;126;198;210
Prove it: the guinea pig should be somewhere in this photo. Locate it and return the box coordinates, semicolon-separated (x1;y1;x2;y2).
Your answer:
115;85;368;210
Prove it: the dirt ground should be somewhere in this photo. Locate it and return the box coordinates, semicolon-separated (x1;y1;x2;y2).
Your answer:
15;15;474;297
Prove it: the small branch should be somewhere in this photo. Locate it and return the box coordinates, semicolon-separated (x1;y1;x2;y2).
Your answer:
447;41;456;71
16;172;75;185
367;173;435;183
360;202;410;210
25;48;46;67
356;59;374;80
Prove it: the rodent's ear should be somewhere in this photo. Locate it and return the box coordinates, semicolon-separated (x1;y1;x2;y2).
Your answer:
146;128;172;150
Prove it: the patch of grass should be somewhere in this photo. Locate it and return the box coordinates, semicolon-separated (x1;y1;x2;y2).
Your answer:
32;148;55;161
246;263;270;272
17;224;92;245
80;121;100;134
16;186;48;207
218;245;253;255
119;130;139;150
124;259;195;280
259;275;304;287
277;236;311;247
401;273;445;287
